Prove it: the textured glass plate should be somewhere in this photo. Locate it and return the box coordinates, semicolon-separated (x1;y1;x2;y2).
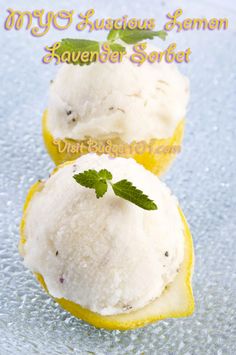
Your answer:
0;0;235;354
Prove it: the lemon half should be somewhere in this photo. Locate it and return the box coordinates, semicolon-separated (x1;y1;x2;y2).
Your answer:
42;110;185;176
20;160;194;330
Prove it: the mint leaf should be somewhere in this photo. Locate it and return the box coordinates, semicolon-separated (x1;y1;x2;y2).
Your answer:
73;169;157;211
73;169;109;198
109;43;126;53
98;169;113;180
112;179;157;210
107;29;167;44
56;39;100;65
95;180;107;198
73;169;99;188
107;30;121;42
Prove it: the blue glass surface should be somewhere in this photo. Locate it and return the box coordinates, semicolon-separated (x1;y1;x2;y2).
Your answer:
0;0;235;353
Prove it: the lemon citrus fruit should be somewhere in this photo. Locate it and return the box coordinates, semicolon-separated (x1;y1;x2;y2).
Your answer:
42;110;185;176
19;160;194;330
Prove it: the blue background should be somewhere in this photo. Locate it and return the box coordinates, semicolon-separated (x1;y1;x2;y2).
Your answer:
0;0;235;354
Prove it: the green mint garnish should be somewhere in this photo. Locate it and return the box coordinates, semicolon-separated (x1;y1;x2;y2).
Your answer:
73;169;157;210
73;169;112;197
54;28;166;65
107;29;167;44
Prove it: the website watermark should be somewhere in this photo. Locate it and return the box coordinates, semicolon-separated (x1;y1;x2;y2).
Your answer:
53;138;181;157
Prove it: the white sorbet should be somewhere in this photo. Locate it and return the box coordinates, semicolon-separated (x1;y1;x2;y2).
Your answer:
47;44;189;143
23;154;185;316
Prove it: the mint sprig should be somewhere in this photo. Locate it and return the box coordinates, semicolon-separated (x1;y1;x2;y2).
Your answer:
54;28;167;65
73;169;157;210
73;169;112;198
